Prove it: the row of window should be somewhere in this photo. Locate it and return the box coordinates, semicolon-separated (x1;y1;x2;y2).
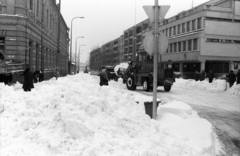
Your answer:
166;39;198;53
206;38;240;44
161;18;202;37
29;0;58;35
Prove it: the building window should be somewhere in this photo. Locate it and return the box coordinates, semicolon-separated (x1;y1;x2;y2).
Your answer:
177;25;181;34
173;43;177;52
193;39;198;50
50;14;52;30
47;10;49;28
182;23;185;33
192;19;196;31
165;28;168;37
36;0;39;17
197;18;202;29
30;0;33;11
170;44;173;53
173;26;176;36
178;42;181;52
187;21;190;32
188;40;192;51
169;27;172;36
183;41;186;51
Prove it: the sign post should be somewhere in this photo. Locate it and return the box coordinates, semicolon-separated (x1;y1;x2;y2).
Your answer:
143;2;170;119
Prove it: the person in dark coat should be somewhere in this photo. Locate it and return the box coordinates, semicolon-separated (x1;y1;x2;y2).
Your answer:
208;70;214;83
99;68;109;86
237;69;240;85
22;65;34;92
200;70;206;81
39;70;44;82
194;71;200;81
226;70;236;88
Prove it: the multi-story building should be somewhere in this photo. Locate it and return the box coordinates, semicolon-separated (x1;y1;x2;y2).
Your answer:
0;0;69;83
89;0;240;78
160;0;240;77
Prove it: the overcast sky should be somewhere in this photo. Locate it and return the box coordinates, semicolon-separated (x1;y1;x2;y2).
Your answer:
61;0;209;63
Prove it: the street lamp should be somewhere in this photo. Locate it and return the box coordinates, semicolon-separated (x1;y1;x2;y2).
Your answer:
75;36;84;73
78;44;86;72
69;16;84;74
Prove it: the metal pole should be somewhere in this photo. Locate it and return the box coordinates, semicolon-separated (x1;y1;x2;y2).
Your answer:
75;37;84;74
153;0;159;119
69;17;84;74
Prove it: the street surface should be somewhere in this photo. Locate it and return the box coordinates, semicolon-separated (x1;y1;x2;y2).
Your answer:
136;85;240;156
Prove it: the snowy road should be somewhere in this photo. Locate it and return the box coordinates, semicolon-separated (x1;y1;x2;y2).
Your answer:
136;82;240;155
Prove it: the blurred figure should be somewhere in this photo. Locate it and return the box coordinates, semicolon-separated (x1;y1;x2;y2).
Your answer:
39;70;44;82
226;70;236;88
22;65;34;92
200;70;206;81
194;71;200;81
237;69;240;85
208;70;214;83
99;67;109;86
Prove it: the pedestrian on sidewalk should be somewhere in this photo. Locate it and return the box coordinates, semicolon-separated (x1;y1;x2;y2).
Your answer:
99;67;109;86
237;69;240;85
22;65;34;92
208;70;214;83
226;70;236;88
200;70;206;81
194;71;200;81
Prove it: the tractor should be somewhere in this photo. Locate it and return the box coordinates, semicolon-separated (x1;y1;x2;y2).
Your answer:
123;52;175;92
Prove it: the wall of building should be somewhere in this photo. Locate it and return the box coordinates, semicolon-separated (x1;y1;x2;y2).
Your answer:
0;0;69;81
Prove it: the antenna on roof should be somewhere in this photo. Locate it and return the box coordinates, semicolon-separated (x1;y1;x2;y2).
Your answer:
192;0;194;8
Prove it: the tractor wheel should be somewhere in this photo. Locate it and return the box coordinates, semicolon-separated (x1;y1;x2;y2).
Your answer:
143;79;150;92
164;84;171;92
126;76;136;90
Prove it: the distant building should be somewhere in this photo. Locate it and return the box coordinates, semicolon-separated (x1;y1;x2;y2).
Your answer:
0;0;69;81
90;0;240;77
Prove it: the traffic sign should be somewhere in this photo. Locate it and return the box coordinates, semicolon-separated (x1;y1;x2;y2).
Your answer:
143;31;169;55
143;5;170;23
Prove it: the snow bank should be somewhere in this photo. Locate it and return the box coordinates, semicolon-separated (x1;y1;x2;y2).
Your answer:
157;100;221;156
174;78;229;92
226;84;240;95
0;74;222;156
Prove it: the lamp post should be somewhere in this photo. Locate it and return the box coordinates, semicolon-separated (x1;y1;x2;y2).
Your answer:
75;36;84;74
69;16;84;74
78;44;86;72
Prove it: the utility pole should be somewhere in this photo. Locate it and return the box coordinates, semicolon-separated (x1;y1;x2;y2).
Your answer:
152;0;159;119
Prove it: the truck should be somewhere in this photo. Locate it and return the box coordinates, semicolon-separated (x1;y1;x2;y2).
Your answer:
123;52;175;92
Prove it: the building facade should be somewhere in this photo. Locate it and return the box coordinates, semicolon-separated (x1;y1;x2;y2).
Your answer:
90;0;240;78
160;0;240;77
0;0;69;82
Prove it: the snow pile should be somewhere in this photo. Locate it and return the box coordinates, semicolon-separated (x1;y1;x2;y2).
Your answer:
157;101;221;155
174;78;228;92
1;74;222;156
226;84;240;95
114;62;129;74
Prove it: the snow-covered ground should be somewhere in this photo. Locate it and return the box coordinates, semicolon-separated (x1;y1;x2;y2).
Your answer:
0;73;226;156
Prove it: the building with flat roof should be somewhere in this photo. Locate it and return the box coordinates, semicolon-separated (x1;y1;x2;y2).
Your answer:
89;0;240;78
159;0;240;77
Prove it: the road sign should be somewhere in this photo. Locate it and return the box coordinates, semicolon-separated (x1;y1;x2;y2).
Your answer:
143;31;154;55
143;5;170;23
158;32;168;54
143;31;169;55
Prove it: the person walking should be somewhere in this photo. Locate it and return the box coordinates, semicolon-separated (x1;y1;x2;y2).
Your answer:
99;68;109;86
208;70;214;83
194;71;200;81
200;70;206;81
237;69;240;85
22;65;34;92
226;70;236;88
